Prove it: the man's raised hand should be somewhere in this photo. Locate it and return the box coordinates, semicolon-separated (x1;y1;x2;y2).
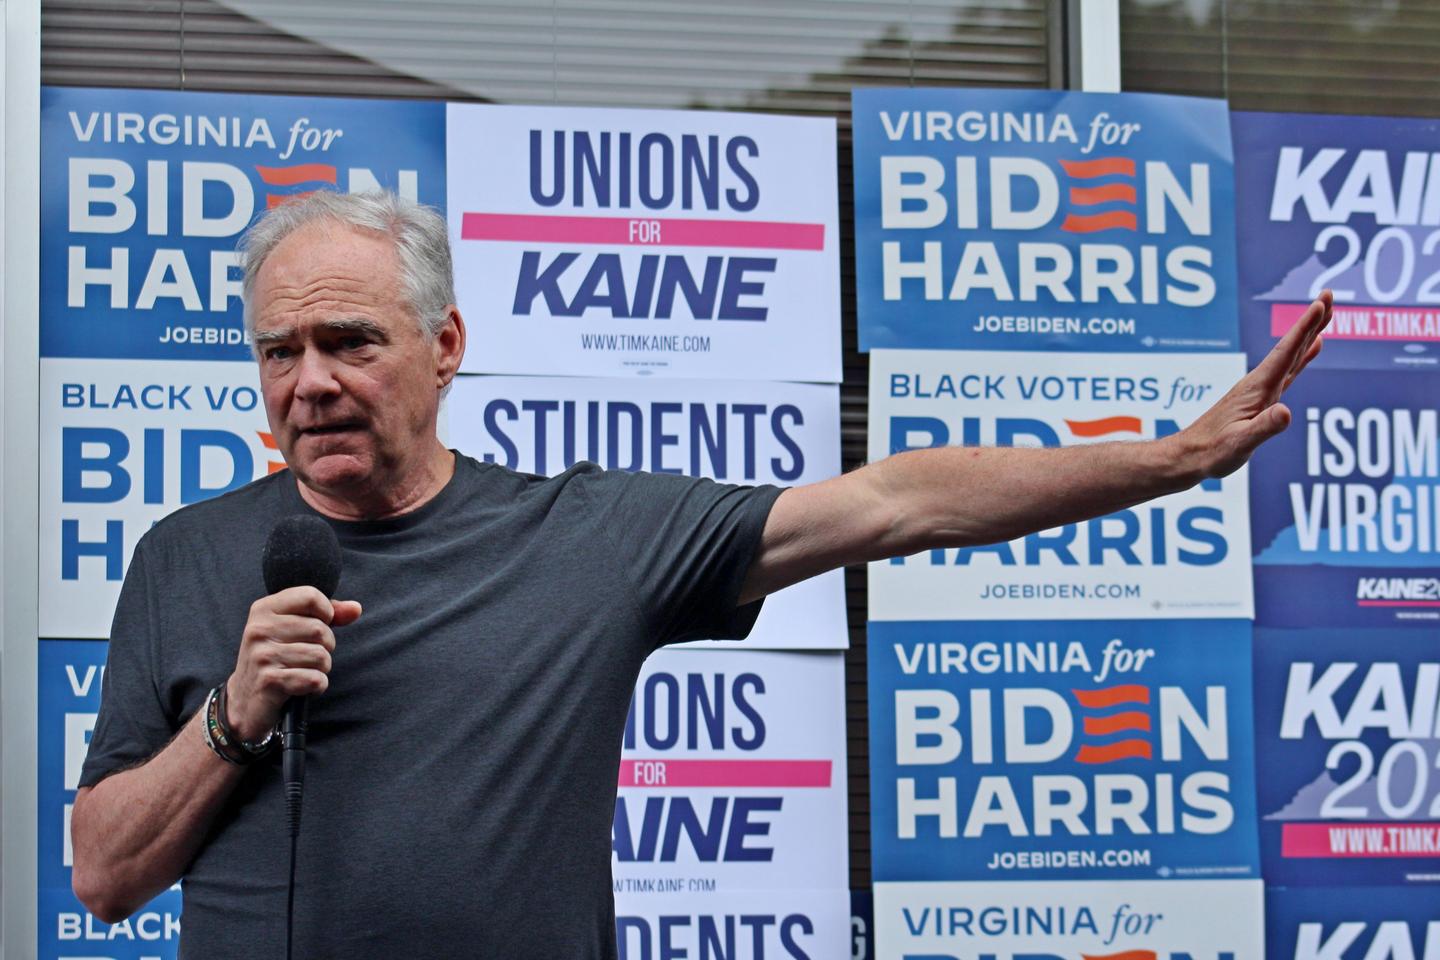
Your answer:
1176;289;1333;480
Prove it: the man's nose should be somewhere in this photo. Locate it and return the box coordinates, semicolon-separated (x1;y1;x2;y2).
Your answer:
292;349;342;401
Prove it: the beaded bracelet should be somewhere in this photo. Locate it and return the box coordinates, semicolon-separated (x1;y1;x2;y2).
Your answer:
201;684;277;765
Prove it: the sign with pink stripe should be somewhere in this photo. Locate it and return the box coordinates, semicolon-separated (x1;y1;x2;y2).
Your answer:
613;648;848;894
447;103;840;381
618;759;832;788
461;213;824;251
1281;822;1440;858
1271;302;1440;342
1234;110;1440;370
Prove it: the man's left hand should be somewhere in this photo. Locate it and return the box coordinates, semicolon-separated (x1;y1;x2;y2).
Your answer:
1174;289;1332;480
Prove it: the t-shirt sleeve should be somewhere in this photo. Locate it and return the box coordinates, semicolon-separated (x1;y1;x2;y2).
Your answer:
79;542;177;788
578;468;783;647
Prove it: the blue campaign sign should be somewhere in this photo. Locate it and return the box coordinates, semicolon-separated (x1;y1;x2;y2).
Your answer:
38;638;182;959
41;87;445;361
1233;111;1440;372
868;619;1259;883
1249;367;1440;629
1255;627;1440;887
852;88;1239;353
1266;886;1440;960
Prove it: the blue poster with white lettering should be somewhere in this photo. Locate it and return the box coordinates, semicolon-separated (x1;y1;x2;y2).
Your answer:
1249;367;1439;629
38;638;182;959
852;88;1239;353
1234;111;1440;372
868;619;1259;883
1266;886;1440;960
1255;628;1440;887
41;86;445;361
867;350;1254;623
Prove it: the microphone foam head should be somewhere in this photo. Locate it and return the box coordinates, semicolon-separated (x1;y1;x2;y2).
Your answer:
262;514;342;597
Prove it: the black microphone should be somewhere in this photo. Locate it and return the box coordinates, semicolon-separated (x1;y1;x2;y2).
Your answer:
262;514;342;839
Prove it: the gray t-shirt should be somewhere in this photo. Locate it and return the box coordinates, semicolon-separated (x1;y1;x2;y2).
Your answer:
80;454;781;959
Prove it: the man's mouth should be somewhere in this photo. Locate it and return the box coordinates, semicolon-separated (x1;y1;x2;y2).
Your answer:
300;421;364;436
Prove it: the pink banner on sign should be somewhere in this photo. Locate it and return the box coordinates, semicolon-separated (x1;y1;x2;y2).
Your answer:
1281;822;1440;857
1270;302;1440;341
1358;600;1440;607
460;212;825;251
619;759;832;788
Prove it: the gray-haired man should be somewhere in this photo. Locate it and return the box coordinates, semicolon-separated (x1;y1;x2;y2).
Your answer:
71;191;1331;958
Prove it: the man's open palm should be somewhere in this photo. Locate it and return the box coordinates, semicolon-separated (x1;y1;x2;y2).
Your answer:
1183;289;1333;479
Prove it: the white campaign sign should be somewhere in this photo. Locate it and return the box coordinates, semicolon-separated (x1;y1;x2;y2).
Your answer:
40;358;277;638
448;375;846;649
874;879;1263;960
615;649;848;894
614;888;850;960
446;103;840;381
867;350;1253;620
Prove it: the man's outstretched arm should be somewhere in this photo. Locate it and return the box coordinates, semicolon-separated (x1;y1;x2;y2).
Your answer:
739;292;1332;605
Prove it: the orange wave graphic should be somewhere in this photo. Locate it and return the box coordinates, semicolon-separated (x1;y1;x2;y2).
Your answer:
266;190;323;209
1083;711;1152;736
256;432;287;473
1076;740;1154;764
1072;684;1151;708
1065;416;1143;437
1060;157;1137;178
1069;183;1137;205
254;163;337;186
1062;211;1138;232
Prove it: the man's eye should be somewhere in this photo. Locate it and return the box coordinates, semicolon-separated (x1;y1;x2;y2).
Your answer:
340;335;369;350
266;346;294;361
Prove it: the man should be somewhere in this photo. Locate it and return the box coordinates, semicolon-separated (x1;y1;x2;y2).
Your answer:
71;191;1331;958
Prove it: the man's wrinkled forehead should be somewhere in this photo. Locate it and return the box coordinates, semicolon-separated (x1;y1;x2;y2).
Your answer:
251;223;402;322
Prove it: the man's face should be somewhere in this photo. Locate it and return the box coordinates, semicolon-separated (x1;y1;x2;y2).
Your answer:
250;221;455;500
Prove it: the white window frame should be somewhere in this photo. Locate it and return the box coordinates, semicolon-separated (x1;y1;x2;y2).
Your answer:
3;0;41;955
1071;0;1122;92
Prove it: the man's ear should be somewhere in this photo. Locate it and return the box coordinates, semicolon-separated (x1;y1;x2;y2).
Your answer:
434;305;466;388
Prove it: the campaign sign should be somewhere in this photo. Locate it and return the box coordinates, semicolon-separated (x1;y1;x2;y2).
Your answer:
869;620;1258;884
41;86;444;361
38;638;182;960
1255;627;1440;886
446;103;841;381
1249;368;1439;628
1266;886;1440;960
1266;885;1440;960
614;649;848;893
39;358;278;638
1233;111;1440;371
448;375;845;649
615;889;850;960
867;350;1252;621
872;878;1263;960
852;88;1239;353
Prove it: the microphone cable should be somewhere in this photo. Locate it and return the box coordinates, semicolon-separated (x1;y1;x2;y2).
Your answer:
286;830;299;960
261;515;341;960
283;697;308;960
